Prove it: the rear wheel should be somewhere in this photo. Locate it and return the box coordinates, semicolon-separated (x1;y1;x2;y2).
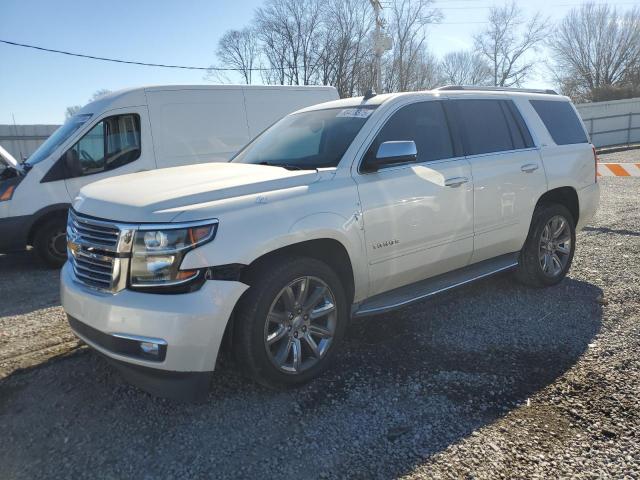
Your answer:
233;256;348;388
33;218;67;268
516;203;576;287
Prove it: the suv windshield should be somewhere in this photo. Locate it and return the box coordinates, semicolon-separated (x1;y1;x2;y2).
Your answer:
26;114;92;166
232;106;377;169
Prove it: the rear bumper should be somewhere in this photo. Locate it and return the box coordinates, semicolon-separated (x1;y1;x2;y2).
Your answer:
0;214;31;252
61;263;248;397
576;182;600;231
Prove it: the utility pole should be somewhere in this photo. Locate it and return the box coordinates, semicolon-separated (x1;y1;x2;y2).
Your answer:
370;0;383;94
370;0;391;94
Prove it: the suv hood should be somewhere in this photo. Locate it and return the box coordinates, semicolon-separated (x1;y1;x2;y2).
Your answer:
0;145;23;174
74;162;321;223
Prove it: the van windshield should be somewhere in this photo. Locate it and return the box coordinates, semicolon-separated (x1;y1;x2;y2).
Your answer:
231;106;376;169
25;114;92;166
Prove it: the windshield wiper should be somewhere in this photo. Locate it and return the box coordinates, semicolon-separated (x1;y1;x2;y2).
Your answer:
257;161;316;171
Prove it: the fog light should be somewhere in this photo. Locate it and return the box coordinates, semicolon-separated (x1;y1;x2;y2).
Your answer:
140;342;160;356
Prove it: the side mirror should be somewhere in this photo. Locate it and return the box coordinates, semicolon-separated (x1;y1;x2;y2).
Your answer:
364;140;417;172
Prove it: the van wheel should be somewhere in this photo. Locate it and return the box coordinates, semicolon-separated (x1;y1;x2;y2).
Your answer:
233;256;348;388
516;203;576;287
33;218;67;268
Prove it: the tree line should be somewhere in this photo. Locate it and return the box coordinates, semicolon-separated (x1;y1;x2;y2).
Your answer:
211;0;640;103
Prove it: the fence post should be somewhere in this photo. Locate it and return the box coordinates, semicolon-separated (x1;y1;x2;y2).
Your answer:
627;113;632;146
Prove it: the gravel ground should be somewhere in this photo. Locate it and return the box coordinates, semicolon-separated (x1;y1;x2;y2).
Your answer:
0;155;638;478
598;147;640;163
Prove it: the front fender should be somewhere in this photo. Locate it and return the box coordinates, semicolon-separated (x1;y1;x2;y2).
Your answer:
181;211;369;301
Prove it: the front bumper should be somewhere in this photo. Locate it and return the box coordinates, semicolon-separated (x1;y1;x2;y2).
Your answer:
61;263;248;395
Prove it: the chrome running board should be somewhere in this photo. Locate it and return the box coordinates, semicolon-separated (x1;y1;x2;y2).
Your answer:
352;252;519;318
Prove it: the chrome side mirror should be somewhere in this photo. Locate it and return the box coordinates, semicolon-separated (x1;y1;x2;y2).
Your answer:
364;140;418;171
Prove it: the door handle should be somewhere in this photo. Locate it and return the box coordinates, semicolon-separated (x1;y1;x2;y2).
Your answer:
521;163;539;173
444;176;469;188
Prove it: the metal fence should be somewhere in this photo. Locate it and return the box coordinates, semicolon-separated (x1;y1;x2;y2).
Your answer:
584;112;640;149
0;124;60;161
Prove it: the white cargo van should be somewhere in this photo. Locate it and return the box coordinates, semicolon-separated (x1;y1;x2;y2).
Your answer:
0;85;338;266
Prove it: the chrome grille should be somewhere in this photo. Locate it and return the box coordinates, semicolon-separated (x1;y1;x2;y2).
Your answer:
68;210;119;251
69;249;115;290
67;211;134;292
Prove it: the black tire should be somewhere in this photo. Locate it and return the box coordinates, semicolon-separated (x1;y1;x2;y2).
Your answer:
516;203;576;287
33;217;68;268
233;256;348;389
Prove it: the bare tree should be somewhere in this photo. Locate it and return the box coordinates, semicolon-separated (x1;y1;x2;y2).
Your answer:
440;50;492;86
65;90;112;119
384;0;441;92
65;106;81;119
212;28;259;84
90;89;112;101
474;1;548;87
547;3;640;101
315;0;374;97
255;0;325;85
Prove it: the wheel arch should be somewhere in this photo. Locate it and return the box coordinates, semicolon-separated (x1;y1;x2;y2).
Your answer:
240;238;356;306
26;203;70;245
535;187;579;226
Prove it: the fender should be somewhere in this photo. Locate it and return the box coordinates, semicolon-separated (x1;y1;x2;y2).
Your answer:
181;211;370;300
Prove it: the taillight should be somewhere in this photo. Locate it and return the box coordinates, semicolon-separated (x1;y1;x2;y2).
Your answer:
592;145;599;183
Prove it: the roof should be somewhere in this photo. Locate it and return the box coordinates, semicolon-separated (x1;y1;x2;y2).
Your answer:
76;84;339;117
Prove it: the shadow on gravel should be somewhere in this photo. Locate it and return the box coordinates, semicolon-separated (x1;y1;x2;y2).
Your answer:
0;251;60;317
0;273;603;479
582;225;640;237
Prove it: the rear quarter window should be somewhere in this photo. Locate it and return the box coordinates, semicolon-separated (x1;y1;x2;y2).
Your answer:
529;100;588;145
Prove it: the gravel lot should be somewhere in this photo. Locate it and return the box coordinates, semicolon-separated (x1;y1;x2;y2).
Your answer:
1;152;638;479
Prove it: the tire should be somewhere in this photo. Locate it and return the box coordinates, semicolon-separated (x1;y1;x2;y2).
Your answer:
516;203;576;287
233;256;348;389
33;217;68;268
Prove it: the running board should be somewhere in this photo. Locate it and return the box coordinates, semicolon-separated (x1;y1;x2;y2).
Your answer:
352;253;519;318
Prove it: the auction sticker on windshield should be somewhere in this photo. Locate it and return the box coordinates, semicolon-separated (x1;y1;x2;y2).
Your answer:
336;108;374;118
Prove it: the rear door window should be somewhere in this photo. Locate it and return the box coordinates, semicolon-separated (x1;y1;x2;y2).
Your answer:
529;100;588;145
453;99;514;155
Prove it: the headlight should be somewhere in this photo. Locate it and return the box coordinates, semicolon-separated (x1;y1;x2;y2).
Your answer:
129;221;217;290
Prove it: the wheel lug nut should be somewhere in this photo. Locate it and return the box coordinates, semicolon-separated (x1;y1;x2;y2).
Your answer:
294;331;298;338
302;326;307;332
303;314;309;320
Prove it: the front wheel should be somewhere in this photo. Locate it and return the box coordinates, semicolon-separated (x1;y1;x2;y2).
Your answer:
516;203;576;287
233;256;348;388
33;217;68;268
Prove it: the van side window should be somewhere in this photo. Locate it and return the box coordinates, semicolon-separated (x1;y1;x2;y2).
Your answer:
454;99;514;155
529;100;588;145
64;114;141;178
366;101;454;167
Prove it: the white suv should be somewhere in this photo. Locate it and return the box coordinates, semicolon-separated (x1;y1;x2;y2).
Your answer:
61;87;600;399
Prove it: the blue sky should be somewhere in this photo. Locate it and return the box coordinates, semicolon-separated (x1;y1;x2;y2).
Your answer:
0;0;636;124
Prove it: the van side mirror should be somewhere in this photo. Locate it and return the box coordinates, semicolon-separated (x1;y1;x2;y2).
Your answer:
363;140;417;172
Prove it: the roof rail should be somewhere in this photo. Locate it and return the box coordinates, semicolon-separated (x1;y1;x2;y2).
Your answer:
435;85;558;95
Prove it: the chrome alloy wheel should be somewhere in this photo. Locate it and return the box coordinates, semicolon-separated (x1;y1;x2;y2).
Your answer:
538;215;572;277
264;276;337;374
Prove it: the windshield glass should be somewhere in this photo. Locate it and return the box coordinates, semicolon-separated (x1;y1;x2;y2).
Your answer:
26;114;92;166
231;106;377;169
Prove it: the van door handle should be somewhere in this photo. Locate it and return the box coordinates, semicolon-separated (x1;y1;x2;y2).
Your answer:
521;163;539;173
444;176;469;188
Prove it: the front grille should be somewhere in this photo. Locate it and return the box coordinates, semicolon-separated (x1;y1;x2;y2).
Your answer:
67;211;134;292
70;249;115;290
68;210;119;251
